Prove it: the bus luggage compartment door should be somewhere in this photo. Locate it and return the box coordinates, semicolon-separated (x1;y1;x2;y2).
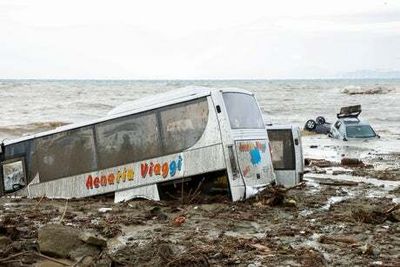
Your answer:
235;139;274;197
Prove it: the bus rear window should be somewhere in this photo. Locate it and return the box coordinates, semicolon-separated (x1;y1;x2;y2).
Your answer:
267;129;295;170
223;93;264;129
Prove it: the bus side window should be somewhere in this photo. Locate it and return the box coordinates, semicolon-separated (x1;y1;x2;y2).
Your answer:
95;112;161;169
159;98;209;154
32;127;97;182
2;159;26;192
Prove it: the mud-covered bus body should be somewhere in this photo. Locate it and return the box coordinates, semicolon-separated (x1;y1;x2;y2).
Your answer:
266;124;303;187
0;87;275;202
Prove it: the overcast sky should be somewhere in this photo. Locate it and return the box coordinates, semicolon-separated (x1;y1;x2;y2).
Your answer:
1;0;399;79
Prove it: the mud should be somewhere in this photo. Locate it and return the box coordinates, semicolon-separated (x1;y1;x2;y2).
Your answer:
1;141;400;266
1;174;399;266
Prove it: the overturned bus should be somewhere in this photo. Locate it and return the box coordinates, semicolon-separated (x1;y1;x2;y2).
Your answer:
0;87;275;202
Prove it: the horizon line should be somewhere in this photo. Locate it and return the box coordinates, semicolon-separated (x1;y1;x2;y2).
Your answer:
1;77;400;81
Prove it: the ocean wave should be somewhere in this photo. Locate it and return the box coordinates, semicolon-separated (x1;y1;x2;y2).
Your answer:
0;121;70;138
341;85;393;95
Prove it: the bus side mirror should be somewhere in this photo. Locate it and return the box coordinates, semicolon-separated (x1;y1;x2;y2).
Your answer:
377;135;381;139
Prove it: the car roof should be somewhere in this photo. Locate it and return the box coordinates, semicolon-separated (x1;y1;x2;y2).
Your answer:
339;118;371;126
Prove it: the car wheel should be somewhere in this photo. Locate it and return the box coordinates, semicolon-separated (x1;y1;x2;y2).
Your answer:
305;119;317;130
316;116;326;125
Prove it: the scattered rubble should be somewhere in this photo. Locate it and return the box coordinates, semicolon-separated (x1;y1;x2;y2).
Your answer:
0;154;399;266
351;204;400;224
352;168;400;181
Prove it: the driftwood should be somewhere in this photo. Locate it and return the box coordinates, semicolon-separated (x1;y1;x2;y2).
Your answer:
59;199;69;223
0;251;70;266
317;181;359;187
319;235;358;245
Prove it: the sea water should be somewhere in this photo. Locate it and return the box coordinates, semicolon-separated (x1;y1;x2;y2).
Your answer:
1;79;399;156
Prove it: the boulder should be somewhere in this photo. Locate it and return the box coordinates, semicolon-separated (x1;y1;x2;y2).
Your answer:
38;224;102;260
38;224;82;258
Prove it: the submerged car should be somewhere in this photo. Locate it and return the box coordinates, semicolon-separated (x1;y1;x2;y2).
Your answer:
304;105;379;141
304;116;331;134
329;105;379;141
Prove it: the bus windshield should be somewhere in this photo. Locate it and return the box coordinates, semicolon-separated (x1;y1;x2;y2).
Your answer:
346;125;376;138
223;93;264;129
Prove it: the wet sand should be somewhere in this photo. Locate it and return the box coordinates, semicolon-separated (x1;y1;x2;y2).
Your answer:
0;134;400;266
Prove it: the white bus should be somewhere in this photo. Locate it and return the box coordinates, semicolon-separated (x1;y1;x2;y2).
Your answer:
0;87;275;202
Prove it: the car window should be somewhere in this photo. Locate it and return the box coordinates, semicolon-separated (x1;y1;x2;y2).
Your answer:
346;125;376;138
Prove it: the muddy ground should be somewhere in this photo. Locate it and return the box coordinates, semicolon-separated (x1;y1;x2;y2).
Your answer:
1;153;400;266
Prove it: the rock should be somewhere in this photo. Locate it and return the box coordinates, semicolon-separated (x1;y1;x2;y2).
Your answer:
392;209;400;221
0;235;11;250
305;158;333;168
284;199;297;207
38;224;82;258
69;244;100;261
341;158;364;167
80;232;107;247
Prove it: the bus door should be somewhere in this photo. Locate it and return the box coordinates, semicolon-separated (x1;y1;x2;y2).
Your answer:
267;127;303;186
213;90;275;201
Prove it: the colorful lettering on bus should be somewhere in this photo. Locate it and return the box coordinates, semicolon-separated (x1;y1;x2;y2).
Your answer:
85;155;183;190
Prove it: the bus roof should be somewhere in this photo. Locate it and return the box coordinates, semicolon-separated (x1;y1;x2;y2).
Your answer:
3;86;252;146
108;86;212;116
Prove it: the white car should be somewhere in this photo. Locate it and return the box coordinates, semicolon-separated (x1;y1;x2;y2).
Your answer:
329;105;379;141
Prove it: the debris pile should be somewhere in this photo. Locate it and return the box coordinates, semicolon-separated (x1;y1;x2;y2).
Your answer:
352;204;400;224
0;171;399;266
